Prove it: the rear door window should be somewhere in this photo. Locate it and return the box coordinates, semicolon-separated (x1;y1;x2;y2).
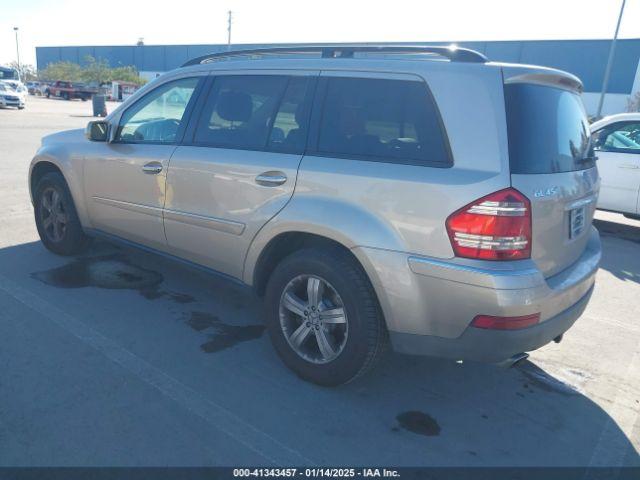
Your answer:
193;75;313;153
505;83;594;173
316;77;450;166
267;76;314;153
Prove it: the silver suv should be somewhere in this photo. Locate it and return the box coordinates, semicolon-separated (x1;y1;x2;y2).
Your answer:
29;46;601;385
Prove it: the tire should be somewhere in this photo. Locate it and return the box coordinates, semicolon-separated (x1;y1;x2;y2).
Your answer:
34;172;91;255
265;247;387;386
62;92;70;101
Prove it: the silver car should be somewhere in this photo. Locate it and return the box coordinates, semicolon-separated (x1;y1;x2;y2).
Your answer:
29;46;601;385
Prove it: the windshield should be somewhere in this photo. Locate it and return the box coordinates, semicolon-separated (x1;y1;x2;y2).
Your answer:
505;83;595;174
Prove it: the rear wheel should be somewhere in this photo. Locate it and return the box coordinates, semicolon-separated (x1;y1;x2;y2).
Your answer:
265;247;386;386
34;172;90;255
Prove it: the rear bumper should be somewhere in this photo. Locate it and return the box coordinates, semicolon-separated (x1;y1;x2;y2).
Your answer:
353;226;601;363
389;285;593;362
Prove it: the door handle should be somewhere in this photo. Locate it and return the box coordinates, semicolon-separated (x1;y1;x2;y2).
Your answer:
255;172;287;186
619;164;640;170
142;162;163;174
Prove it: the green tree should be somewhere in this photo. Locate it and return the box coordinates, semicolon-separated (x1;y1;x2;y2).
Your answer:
38;61;83;82
111;65;146;85
7;61;37;81
37;58;146;86
80;55;112;84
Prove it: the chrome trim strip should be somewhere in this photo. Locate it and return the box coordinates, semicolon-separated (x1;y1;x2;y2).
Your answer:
408;256;539;277
163;209;245;236
564;196;596;211
92;196;163;217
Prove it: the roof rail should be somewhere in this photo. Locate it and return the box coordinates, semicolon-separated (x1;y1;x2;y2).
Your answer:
181;45;488;67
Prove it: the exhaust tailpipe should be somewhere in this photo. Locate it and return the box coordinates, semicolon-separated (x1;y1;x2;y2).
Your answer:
497;352;529;368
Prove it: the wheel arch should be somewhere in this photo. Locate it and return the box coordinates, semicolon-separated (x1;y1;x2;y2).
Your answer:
30;160;64;204
251;231;362;296
29;154;91;228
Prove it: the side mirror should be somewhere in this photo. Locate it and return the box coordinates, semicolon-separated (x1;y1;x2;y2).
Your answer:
85;120;110;142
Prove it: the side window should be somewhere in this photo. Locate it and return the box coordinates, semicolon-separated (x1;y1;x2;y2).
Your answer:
594;122;640;153
317;77;450;165
116;77;199;144
268;76;313;152
193;75;289;149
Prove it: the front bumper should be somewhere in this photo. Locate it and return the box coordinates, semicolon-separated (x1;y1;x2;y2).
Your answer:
354;226;601;363
0;97;25;107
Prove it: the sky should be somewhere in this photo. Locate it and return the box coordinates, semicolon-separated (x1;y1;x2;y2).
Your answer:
1;0;639;67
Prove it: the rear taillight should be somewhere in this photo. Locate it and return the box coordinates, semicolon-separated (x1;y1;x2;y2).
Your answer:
446;188;531;260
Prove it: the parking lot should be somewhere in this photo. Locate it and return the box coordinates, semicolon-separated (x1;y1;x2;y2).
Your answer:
0;96;639;467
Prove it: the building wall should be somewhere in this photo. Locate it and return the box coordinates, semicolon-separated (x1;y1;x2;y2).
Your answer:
36;39;640;115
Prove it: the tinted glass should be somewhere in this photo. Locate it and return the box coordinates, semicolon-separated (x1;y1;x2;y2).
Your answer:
505;83;594;174
194;75;288;149
117;77;199;144
317;77;450;165
594;122;640;153
268;76;313;153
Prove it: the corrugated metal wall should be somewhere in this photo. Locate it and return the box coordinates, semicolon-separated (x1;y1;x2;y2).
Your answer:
36;39;640;93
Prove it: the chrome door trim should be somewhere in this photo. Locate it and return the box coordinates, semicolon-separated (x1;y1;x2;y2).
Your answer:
564;195;597;211
163;209;246;235
91;196;163;218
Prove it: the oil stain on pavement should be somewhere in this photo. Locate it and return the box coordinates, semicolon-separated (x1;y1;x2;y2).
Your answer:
186;311;265;353
31;254;194;303
396;411;441;436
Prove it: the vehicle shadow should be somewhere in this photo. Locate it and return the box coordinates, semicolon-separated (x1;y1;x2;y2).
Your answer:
0;238;638;467
594;218;640;285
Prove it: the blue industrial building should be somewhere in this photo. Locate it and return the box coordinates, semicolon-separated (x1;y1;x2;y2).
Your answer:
36;39;640;114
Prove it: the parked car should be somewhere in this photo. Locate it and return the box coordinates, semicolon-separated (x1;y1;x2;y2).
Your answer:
0;80;26;109
45;80;97;101
26;81;42;95
29;46;601;385
591;113;640;219
3;79;28;95
37;82;52;96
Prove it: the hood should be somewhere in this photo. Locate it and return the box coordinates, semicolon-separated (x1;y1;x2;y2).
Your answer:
41;128;84;146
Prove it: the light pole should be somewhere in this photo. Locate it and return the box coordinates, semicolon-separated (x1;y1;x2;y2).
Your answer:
13;27;21;77
596;0;626;118
227;11;232;51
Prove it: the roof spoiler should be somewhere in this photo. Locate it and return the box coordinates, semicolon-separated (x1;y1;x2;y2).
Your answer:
181;45;488;67
502;67;583;94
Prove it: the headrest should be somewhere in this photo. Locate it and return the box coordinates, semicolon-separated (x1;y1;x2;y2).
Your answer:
216;91;252;122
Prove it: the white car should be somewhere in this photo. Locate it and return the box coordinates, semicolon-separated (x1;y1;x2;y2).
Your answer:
0;80;26;109
591;113;640;219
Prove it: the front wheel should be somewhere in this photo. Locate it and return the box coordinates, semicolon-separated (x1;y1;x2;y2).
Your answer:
265;247;387;386
34;172;91;255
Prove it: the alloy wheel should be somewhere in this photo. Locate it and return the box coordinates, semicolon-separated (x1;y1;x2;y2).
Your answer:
279;274;349;364
40;186;68;243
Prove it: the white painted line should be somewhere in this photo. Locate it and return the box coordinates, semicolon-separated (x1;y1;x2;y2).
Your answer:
0;273;314;466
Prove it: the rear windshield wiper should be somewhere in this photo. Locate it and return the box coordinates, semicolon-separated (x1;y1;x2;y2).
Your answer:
577;155;598;164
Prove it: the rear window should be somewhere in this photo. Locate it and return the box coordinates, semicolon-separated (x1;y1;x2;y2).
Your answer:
505;83;594;174
317;77;450;166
